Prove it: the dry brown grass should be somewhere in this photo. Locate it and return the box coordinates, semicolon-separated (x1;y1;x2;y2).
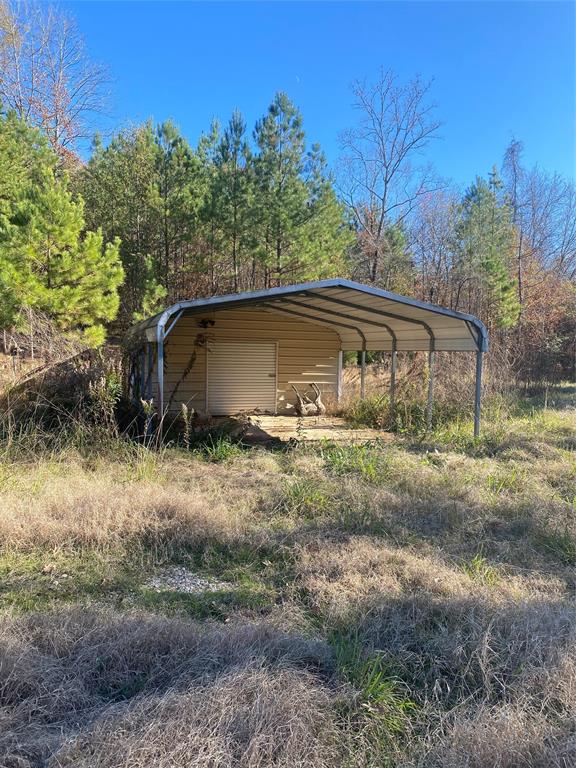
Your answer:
0;479;238;551
0;452;281;552
55;667;340;768
296;537;568;623
296;535;576;706
417;703;576;768
408;648;576;766
0;608;344;768
0;387;574;767
295;537;576;768
340;348;517;402
283;427;576;579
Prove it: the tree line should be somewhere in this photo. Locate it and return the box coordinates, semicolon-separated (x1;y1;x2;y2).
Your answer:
78;97;352;327
0;1;574;381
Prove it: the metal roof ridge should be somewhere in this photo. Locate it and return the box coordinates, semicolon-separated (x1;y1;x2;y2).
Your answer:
126;278;488;352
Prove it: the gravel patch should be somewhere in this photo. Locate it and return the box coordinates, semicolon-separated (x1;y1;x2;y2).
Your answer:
145;566;234;594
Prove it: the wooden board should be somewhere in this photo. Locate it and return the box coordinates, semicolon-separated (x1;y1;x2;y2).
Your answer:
239;415;391;444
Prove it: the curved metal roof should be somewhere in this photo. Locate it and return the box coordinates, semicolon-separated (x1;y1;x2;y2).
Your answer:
127;279;488;353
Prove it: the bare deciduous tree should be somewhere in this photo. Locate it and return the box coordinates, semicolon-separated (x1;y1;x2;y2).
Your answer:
339;69;442;284
502;139;525;308
0;0;109;154
523;169;576;280
409;190;458;307
502;140;576;282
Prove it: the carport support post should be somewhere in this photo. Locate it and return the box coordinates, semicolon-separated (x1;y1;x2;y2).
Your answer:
360;345;367;399
147;343;153;399
390;340;397;423
139;349;145;399
474;349;483;438
156;325;165;434
426;345;435;432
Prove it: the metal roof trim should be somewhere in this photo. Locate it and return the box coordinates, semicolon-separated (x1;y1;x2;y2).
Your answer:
126;279;488;352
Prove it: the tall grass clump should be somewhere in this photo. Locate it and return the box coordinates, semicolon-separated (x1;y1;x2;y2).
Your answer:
339;350;529;439
332;634;416;766
341;390;480;436
320;441;391;484
0;607;346;768
194;434;246;462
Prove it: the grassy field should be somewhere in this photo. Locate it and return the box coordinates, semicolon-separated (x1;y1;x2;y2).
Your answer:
0;385;575;767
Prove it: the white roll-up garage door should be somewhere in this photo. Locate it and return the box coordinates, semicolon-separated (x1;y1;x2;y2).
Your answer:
207;341;277;415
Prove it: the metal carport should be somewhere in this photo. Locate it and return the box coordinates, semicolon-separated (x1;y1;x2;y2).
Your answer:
127;279;488;435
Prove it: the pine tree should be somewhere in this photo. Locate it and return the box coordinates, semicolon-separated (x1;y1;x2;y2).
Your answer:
196;120;223;294
252;93;351;286
453;168;520;329
79;125;165;325
152;121;204;298
0;111;123;345
296;142;352;280
213;110;253;291
253;92;306;284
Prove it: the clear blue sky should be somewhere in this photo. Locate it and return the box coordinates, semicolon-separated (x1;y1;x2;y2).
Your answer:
68;1;575;186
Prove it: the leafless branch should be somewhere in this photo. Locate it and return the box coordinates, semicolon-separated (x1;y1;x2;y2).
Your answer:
337;68;442;284
0;0;110;155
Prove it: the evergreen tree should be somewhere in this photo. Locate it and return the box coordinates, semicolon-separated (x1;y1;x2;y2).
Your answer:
213;110;253;291
152;121;204;297
196;120;222;294
380;223;414;294
253;93;351;286
0;111;53;210
0;111;123;345
453;168;520;328
0;111;54;324
79;125;165;325
297;142;353;280
77;99;349;310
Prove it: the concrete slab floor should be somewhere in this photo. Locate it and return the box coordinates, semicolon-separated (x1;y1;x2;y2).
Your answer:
237;414;391;444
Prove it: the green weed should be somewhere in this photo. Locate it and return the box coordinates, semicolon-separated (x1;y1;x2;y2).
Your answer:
194;435;245;462
321;442;390;484
138;583;273;619
486;466;525;495
461;552;500;585
333;634;416;766
280;477;333;519
537;530;576;565
0;549;139;612
343;394;392;430
0;547;278;618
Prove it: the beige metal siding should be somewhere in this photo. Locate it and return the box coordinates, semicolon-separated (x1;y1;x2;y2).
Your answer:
153;307;340;415
207;341;277;415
